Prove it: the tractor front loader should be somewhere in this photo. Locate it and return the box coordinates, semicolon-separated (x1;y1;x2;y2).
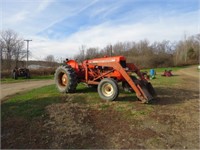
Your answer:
54;56;156;103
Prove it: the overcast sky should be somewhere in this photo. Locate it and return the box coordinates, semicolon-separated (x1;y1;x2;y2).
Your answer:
1;0;199;60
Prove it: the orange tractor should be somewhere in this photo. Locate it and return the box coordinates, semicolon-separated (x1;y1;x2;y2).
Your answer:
54;56;156;103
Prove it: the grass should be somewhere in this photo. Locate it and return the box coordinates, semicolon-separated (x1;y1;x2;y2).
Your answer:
1;75;54;83
150;75;181;87
140;66;182;87
1;83;153;121
1;84;101;120
141;66;186;73
1;85;61;120
1;66;183;121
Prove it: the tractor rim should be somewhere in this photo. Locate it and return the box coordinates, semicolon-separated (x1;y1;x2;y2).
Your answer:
102;83;114;97
60;73;68;86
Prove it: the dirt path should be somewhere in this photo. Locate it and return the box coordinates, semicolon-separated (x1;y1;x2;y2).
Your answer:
178;65;199;79
0;80;54;101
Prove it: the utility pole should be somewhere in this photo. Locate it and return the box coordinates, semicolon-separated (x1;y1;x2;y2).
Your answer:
24;39;32;68
110;44;112;56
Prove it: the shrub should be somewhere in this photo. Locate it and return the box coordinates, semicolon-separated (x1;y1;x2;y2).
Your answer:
1;68;56;78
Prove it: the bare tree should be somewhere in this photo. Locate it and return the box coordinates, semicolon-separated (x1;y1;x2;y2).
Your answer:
13;39;26;67
85;47;99;59
0;29;25;70
74;45;86;62
0;38;4;65
45;54;56;67
45;54;55;62
174;34;199;65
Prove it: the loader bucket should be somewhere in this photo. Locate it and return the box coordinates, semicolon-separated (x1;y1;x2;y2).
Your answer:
135;80;156;103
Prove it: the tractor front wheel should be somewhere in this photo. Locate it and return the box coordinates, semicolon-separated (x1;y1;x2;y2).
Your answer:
98;78;119;101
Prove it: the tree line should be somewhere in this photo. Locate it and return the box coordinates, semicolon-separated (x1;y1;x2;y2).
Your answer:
1;29;199;71
74;34;199;68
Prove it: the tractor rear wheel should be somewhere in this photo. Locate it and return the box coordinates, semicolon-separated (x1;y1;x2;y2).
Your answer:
98;78;119;101
54;65;77;93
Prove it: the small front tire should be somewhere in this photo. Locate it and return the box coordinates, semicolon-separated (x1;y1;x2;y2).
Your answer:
98;78;119;101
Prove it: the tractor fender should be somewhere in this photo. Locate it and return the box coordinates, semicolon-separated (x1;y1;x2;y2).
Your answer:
66;60;80;73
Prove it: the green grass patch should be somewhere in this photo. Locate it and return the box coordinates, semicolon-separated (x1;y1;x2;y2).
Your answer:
1;75;54;83
141;66;186;73
1;84;101;120
149;75;181;87
99;103;110;110
1;85;62;120
75;84;101;104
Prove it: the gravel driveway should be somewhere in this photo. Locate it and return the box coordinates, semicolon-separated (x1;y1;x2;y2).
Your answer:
0;80;54;101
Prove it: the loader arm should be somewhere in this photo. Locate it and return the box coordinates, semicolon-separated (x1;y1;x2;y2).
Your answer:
89;61;153;103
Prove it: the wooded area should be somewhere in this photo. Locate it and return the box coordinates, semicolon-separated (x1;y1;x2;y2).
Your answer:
74;34;199;68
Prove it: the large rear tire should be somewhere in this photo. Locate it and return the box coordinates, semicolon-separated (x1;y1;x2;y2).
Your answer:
98;78;119;101
54;65;77;93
